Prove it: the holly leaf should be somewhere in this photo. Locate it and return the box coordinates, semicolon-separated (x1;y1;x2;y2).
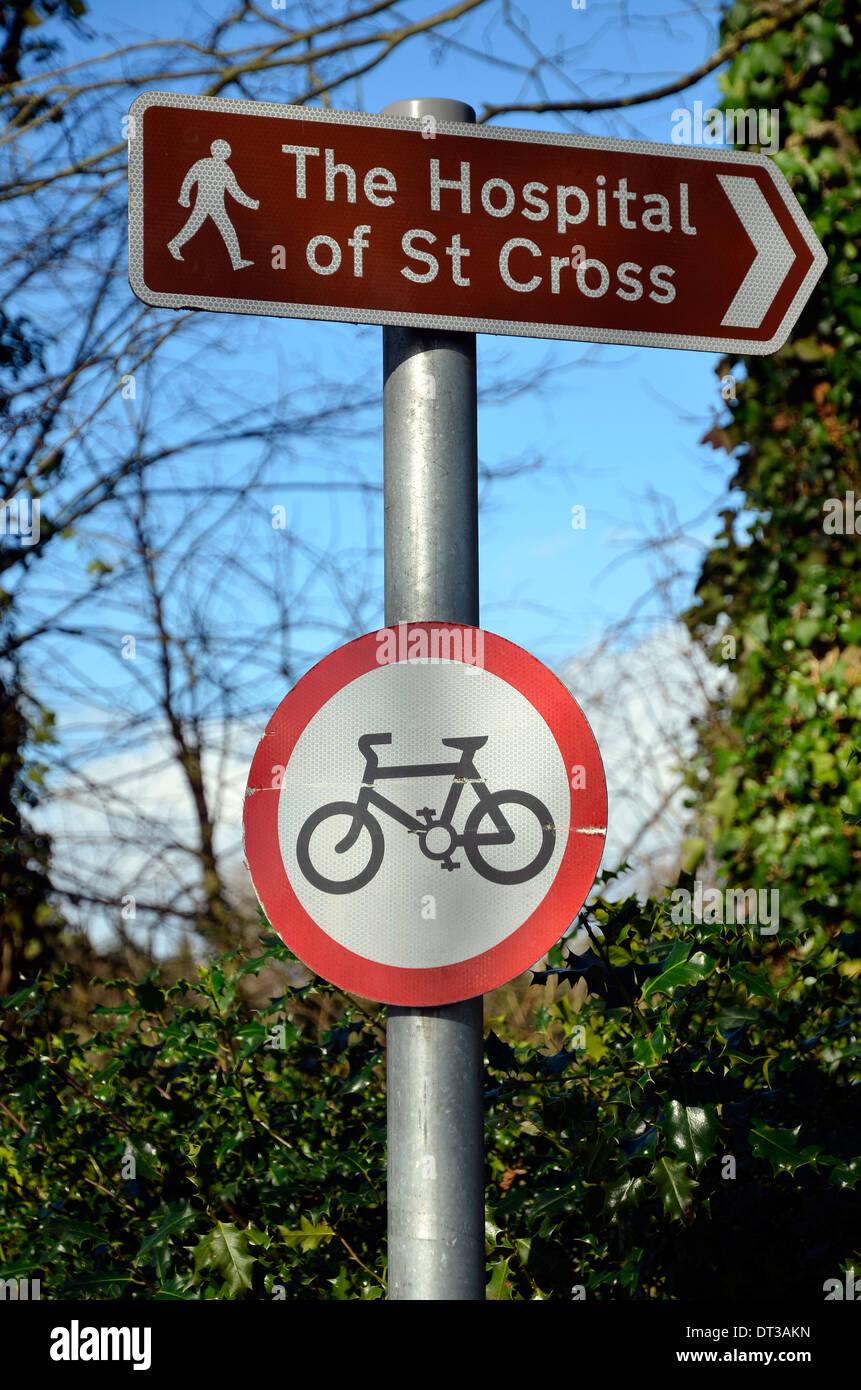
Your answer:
825;1157;860;1189
749;1124;821;1175
622;1124;658;1158
664;1101;719;1169
64;1272;130;1296
124;1139;161;1183
191;1221;264;1296
730;965;780;1007
536;1047;578;1077
651;1157;697;1221
137;1202;197;1266
278;1215;335;1252
485;1030;517;1073
632;1028;667;1068
604;1174;645;1218
51;1219;107;1251
486;1256;513;1300
531;948;602;985
133;973;165;1015
641;950;713;1002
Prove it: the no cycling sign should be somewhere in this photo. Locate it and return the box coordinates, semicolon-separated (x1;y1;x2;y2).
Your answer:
243;623;607;1005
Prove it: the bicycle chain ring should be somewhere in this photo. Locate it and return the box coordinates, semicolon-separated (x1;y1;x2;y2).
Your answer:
414;808;462;871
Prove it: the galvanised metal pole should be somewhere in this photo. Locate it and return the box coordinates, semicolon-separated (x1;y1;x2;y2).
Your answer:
382;97;485;1302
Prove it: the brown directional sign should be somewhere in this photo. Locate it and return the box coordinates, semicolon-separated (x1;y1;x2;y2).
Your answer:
128;92;826;354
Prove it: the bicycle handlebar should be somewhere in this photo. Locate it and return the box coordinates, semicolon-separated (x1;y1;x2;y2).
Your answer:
357;732;393;757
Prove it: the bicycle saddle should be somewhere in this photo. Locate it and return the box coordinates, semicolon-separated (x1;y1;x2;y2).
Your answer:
441;735;488;752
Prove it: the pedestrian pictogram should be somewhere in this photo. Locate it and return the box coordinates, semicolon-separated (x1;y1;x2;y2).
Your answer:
243;623;607;1005
167;138;259;270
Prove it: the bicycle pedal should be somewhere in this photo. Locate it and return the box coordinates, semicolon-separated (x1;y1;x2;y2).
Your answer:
416;807;437;823
441;857;460;872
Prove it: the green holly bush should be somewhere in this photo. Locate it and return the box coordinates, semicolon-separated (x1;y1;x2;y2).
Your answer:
1;873;858;1299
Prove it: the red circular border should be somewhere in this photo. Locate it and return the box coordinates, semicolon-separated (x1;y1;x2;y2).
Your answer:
243;625;606;1004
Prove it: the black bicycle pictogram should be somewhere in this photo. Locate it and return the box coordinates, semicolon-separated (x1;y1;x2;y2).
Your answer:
296;732;555;894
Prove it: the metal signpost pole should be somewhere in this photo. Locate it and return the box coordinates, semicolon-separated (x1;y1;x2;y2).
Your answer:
382;97;486;1302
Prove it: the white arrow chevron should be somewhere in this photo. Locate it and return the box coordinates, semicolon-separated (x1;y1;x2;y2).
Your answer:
718;174;796;329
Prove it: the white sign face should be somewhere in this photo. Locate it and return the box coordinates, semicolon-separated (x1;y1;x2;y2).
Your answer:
281;660;568;970
244;625;607;1005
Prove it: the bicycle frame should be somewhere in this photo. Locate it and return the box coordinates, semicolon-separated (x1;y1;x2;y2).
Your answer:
336;732;515;852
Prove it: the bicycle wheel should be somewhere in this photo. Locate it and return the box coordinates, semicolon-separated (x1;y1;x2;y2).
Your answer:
463;789;555;886
296;801;384;894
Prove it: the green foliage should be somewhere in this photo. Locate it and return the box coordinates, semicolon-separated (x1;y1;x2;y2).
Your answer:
1;887;857;1300
481;888;859;1299
685;0;860;943
0;669;64;993
0;936;388;1300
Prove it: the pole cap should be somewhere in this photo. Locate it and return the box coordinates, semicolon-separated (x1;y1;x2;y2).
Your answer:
382;98;475;125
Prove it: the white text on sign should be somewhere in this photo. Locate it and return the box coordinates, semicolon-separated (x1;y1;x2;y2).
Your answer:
279;146;699;303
